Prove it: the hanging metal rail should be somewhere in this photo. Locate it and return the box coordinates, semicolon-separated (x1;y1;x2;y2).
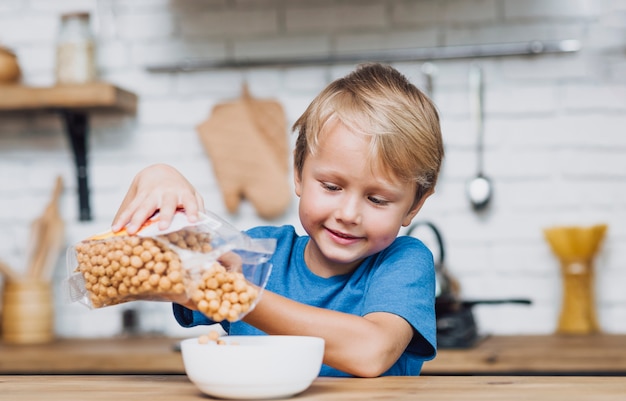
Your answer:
145;39;580;73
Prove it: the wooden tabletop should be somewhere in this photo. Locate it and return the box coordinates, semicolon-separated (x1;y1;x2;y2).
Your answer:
1;375;625;401
1;334;626;375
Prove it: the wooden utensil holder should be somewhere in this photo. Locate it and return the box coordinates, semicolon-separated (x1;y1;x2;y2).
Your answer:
558;260;599;334
544;224;607;335
1;280;55;344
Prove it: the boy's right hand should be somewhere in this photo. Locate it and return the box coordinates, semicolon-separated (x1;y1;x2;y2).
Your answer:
111;164;205;235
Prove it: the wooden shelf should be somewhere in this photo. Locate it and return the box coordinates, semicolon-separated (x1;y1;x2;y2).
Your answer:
424;334;626;375
0;82;138;221
0;82;137;113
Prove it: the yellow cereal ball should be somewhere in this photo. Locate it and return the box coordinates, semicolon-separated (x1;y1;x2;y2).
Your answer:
197;299;209;314
192;289;205;303
89;293;101;306
204;289;217;300
153;262;167;274
149;246;161;256
140;250;152;263
118;283;129;296
198;334;210;344
132;245;143;256
227;310;239;322
106;286;118;298
130;276;141;288
87;273;98;285
227;292;239;304
137;268;150;282
208;299;220;312
130;255;143;268
215;272;226;285
205;278;219;290
238;291;250;304
158;276;172;290
98;284;108;296
168;270;182;283
233;279;247;293
140;281;153;292
168;259;181;271
148;274;161;287
120;255;130;267
172;283;185;294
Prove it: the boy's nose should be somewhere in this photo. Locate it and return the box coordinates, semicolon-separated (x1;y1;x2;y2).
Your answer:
335;195;362;225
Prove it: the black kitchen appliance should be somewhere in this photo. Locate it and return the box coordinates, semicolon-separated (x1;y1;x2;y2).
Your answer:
406;221;531;349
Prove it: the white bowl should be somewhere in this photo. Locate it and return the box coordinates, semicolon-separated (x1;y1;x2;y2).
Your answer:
180;335;325;399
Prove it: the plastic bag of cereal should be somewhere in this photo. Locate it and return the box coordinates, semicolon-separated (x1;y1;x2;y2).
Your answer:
66;211;275;323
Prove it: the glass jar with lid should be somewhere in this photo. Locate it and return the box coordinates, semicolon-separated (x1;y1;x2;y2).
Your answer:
55;11;97;84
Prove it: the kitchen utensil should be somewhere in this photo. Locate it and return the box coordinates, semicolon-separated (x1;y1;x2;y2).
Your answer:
544;224;608;334
406;221;531;348
421;62;437;98
26;176;65;281
466;64;493;211
405;221;459;301
181;335;324;399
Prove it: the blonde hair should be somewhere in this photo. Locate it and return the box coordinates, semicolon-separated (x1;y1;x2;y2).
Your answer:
293;63;444;202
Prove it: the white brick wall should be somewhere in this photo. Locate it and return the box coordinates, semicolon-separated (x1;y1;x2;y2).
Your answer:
1;0;625;338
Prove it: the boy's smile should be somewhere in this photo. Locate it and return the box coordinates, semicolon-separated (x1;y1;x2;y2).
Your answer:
294;119;425;278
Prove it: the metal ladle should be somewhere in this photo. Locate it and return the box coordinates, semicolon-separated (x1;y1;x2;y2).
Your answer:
466;64;493;211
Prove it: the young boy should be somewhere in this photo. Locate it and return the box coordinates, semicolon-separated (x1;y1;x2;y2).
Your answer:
112;63;444;377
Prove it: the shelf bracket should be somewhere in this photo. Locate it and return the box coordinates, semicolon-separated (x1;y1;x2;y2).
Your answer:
59;109;91;221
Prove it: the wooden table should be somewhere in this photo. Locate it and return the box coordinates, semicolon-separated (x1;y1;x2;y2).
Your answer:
0;82;137;221
1;334;626;376
1;375;624;401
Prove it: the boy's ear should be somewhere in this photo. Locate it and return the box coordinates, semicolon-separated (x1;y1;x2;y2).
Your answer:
402;189;434;227
293;163;303;197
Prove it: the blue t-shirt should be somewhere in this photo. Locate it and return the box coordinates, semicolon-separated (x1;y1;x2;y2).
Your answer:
173;225;436;377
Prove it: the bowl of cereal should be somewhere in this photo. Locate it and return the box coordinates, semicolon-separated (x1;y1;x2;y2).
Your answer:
180;333;325;399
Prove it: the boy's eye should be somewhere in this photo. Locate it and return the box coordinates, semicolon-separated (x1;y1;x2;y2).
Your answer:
322;182;340;191
368;196;389;206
